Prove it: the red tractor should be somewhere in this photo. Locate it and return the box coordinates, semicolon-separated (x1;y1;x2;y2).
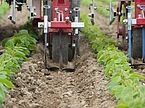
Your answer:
37;0;84;70
110;0;145;64
7;0;96;70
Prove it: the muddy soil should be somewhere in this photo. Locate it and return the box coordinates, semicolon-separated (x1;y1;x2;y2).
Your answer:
0;6;28;39
81;6;127;51
82;6;145;82
2;36;116;108
0;4;117;108
81;6;116;39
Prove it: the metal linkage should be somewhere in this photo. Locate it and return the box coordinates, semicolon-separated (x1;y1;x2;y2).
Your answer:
137;4;145;18
27;0;37;19
73;7;80;57
43;4;50;68
8;0;26;24
89;0;96;25
109;0;116;25
127;6;132;62
137;4;145;62
55;8;64;21
142;27;145;62
8;0;16;24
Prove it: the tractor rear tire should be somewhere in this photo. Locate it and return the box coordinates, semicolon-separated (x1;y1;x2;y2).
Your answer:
132;28;142;58
52;33;71;64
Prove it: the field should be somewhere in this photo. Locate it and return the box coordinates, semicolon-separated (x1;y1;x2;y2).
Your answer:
0;1;145;108
0;2;9;17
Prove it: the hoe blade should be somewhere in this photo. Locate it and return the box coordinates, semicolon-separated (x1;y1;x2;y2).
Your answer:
63;62;75;72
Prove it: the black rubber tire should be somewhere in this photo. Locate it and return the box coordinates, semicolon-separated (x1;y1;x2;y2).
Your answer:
132;28;142;58
52;33;70;64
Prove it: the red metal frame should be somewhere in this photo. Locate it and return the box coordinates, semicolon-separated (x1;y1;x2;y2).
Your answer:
134;0;145;26
52;0;70;21
34;0;74;50
32;0;73;32
50;0;72;32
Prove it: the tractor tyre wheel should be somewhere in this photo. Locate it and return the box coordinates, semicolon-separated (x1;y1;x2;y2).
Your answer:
132;28;142;58
52;33;69;64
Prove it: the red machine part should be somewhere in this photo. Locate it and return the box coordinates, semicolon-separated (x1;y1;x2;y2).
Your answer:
32;0;72;31
133;0;145;27
50;0;72;33
115;0;145;30
116;0;131;38
135;0;145;18
52;0;70;21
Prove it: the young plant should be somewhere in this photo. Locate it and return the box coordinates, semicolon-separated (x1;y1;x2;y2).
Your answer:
81;13;145;108
0;30;36;104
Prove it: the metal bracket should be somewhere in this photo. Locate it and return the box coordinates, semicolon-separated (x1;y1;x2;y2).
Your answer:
27;0;37;19
8;0;16;24
109;0;116;25
8;0;26;24
137;4;145;18
127;6;132;61
89;0;96;25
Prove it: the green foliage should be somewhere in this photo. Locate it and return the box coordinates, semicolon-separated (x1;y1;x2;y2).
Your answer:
81;0;90;6
0;2;9;17
81;0;116;17
0;30;36;104
81;13;145;108
20;22;38;39
2;30;37;50
81;0;109;17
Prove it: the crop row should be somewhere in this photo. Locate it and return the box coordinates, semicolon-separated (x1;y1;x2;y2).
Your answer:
0;2;9;17
81;0;116;17
81;13;145;108
0;26;36;104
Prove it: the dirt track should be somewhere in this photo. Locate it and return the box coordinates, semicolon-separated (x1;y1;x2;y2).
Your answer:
0;6;28;39
1;5;116;108
2;36;115;108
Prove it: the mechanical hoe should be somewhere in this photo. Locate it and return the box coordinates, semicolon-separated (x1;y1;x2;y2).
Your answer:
6;0;96;71
110;0;145;64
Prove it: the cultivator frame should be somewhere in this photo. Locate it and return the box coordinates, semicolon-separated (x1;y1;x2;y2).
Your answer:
110;0;145;64
6;0;86;71
38;0;84;70
88;0;96;25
